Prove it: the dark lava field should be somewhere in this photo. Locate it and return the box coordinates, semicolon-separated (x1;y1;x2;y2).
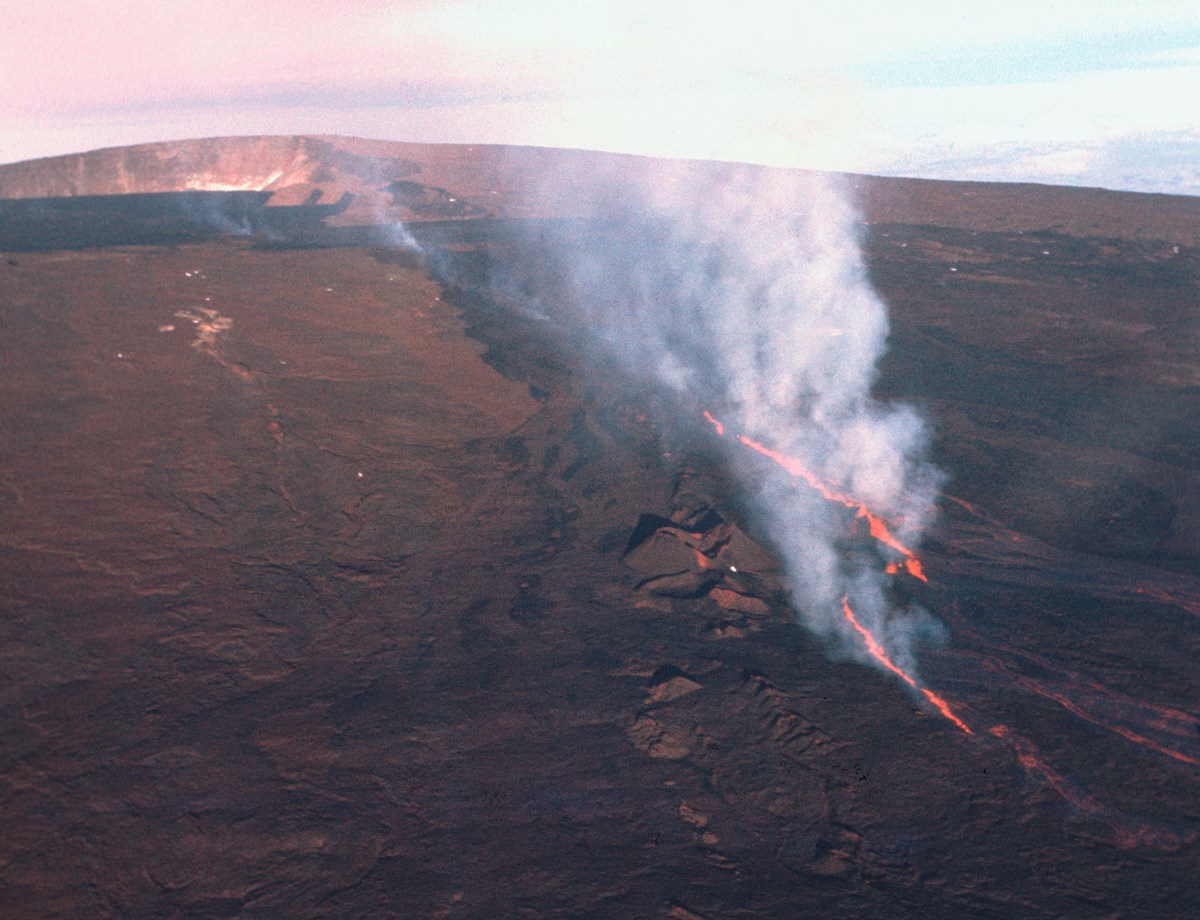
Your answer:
1;137;1197;918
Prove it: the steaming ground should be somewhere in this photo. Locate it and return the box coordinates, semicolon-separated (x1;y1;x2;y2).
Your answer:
489;161;945;679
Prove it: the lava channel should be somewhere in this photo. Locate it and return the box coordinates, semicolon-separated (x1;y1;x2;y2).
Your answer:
698;411;966;732
841;597;972;734
702;411;926;581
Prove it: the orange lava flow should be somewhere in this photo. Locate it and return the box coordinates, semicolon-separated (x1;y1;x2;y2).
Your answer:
989;725;1114;815
1033;685;1200;767
988;724;1187;849
842;598;972;734
700;411;926;581
701;411;963;731
941;603;1200;768
970;649;1200;767
702;410;725;437
737;435;923;579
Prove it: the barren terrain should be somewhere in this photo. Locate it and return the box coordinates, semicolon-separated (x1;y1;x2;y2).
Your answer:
1;137;1197;918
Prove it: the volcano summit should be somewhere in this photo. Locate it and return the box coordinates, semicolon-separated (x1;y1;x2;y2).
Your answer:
1;136;1197;918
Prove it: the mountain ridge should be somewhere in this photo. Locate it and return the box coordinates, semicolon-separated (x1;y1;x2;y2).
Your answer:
1;135;1197;245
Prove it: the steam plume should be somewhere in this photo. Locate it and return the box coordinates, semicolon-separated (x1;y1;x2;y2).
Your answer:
494;157;945;679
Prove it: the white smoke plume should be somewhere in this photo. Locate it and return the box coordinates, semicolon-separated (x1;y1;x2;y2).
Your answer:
492;156;946;680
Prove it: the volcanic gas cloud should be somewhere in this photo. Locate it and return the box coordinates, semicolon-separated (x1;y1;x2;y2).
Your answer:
497;160;948;705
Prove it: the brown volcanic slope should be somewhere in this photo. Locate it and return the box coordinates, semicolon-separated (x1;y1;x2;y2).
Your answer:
1;137;1198;918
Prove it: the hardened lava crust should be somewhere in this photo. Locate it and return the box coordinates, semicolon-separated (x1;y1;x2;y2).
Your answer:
1;138;1197;918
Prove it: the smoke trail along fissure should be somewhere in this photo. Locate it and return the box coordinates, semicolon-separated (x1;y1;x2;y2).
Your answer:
495;162;946;713
701;409;968;732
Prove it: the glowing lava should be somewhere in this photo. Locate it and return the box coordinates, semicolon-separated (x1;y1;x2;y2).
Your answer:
702;412;927;581
699;409;1196;832
702;410;725;437
841;598;972;734
699;411;964;730
986;725;1185;849
943;607;1200;768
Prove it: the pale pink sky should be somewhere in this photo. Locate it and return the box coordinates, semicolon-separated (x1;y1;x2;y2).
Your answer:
3;1;1197;193
7;2;472;110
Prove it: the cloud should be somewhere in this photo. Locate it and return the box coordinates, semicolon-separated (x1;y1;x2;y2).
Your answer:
8;1;1196;115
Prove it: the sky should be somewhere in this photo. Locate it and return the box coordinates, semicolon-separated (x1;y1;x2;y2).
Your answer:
2;1;1197;194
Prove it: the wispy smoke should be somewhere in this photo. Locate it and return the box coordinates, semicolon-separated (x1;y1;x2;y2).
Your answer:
492;157;945;678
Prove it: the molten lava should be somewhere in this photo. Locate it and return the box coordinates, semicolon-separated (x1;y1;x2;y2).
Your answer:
701;412;927;581
699;410;963;728
737;435;927;581
986;725;1183;849
841;598;972;734
702;410;725;437
699;408;1198;835
944;611;1200;768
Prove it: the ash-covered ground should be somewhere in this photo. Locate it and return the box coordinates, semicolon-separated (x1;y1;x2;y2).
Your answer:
1;139;1197;918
